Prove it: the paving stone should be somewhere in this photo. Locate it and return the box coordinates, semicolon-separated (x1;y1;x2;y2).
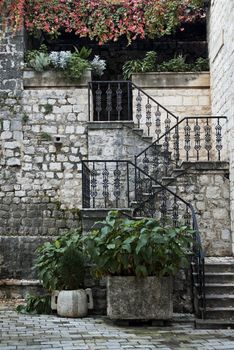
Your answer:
1;308;234;350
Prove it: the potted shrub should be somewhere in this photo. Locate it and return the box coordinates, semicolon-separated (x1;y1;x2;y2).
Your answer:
35;229;93;318
85;211;193;320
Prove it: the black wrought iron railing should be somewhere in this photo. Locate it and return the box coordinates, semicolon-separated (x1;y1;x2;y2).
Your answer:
83;82;226;320
135;116;227;181
88;81;179;138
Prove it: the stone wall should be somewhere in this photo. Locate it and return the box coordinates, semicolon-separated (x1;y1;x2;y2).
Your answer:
132;72;211;123
176;162;231;256
0;65;90;279
208;0;234;254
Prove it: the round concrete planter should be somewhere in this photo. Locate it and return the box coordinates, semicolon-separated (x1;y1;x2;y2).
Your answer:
56;288;93;318
107;276;173;320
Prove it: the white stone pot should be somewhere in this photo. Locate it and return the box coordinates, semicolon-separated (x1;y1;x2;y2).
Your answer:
56;288;93;318
107;276;173;320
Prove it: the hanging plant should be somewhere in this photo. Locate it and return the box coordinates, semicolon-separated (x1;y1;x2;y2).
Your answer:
0;0;205;44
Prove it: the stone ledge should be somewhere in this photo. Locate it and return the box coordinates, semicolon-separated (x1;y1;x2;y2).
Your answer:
181;161;229;171
0;279;41;286
87;121;134;130
132;72;210;89
23;69;91;88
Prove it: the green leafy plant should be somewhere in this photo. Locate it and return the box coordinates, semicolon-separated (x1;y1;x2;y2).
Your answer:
41;103;53;115
16;294;52;315
22;112;29;123
123;51;157;79
85;211;194;278
65;52;90;81
25;44;48;64
74;47;92;60
157;55;209;72
193;57;209;71
29;52;51;72
40;132;52;141
35;229;85;291
157;54;191;72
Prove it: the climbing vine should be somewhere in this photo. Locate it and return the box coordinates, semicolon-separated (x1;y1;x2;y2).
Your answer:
0;0;205;44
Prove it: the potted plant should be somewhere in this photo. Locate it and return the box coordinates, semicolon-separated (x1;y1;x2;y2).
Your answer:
85;211;193;320
35;229;93;318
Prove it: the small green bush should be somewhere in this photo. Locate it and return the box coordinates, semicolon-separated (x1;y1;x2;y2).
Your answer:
65;53;90;80
157;54;191;72
16;294;52;315
123;51;157;79
35;229;85;291
85;211;194;278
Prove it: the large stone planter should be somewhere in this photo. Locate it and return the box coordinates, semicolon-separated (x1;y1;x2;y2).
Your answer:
107;276;173;320
132;71;210;89
23;68;92;88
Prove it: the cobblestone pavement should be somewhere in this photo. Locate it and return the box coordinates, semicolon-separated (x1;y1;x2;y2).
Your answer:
0;304;234;350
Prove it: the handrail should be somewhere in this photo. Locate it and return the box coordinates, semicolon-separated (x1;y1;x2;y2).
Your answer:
130;81;178;122
136;115;227;158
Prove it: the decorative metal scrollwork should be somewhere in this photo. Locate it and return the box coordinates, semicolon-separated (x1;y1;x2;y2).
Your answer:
143;152;149;174
173;126;179;163
204;120;212;160
155;105;161;139
116;83;122;120
172;197;179;227
102;163;109;207
113;163;121;207
146;98;152;136
184;120;191;161
95;84;102;120
106;84;112;120
136;91;142;128
160;189;168;225
215;119;223;160
194;120;201;160
90;164;98;207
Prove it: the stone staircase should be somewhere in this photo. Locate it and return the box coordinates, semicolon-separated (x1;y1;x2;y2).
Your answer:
82;81;232;325
195;257;234;329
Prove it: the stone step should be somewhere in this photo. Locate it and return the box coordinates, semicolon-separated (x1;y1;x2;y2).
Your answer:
205;272;234;283
81;208;133;233
132;128;144;136
205;294;234;308
204;307;234;320
142;136;153;143
199;283;234;295
204;257;234;273
195;319;234;329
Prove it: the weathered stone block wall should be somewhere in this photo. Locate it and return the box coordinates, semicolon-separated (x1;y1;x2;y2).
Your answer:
0;73;89;237
176;162;231;256
132;72;210;117
132;72;211;135
0;25;90;279
208;0;234;254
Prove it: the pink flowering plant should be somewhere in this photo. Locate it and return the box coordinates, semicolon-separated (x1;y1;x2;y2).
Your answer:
1;0;205;44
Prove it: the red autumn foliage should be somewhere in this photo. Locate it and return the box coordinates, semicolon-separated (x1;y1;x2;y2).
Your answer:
0;0;205;44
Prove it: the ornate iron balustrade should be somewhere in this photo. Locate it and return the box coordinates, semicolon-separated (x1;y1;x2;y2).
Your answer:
135;116;227;181
88;81;132;122
88;81;179;138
